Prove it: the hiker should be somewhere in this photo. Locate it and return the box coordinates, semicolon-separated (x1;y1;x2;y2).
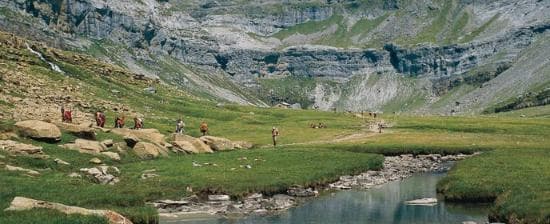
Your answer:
378;122;383;133
175;118;185;134
133;117;143;130
272;127;279;147
63;108;72;123
95;111;106;128
60;105;65;122
114;116;125;128
200;121;208;136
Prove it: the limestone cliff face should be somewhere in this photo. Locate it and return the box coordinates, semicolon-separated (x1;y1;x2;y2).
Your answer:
0;0;548;113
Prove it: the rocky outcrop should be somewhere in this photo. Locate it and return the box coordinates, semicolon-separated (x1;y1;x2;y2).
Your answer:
101;152;121;161
61;139;106;154
111;128;168;147
15;120;61;142
4;197;132;224
55;122;96;140
5;165;40;176
0;140;43;155
132;142;168;159
199;136;234;151
171;134;213;154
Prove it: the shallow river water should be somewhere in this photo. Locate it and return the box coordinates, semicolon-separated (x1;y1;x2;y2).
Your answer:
162;172;489;224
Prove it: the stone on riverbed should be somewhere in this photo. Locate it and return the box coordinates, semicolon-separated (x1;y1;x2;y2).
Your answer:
287;186;318;197
405;198;437;205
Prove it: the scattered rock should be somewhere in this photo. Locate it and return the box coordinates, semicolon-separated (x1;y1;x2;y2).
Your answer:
200;136;234;151
266;194;295;210
54;158;70;165
89;158;102;164
5;165;40;176
112;142;128;153
155;200;189;209
101;139;114;148
68;172;81;178
80;166;120;185
4;197;133;224
208;195;230;201
0;140;43;155
141;169;159;179
101;152;121;161
132;142;167;159
287;186;318;197
15;120;61;142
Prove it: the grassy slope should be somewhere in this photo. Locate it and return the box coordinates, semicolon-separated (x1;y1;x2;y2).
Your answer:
0;32;383;223
0;28;549;224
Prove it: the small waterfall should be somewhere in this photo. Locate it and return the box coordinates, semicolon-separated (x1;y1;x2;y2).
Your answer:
25;43;65;74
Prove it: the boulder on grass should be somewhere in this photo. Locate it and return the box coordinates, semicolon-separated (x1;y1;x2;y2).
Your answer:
61;139;106;154
132;142;167;159
0;140;43;155
172;140;213;154
4;197;133;224
15;120;61;142
101;139;114;148
171;134;213;154
55;122;96;140
200;136;234;151
112;128;167;146
101;152;121;161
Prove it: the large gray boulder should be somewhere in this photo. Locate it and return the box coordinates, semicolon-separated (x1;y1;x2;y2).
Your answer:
15;120;61;142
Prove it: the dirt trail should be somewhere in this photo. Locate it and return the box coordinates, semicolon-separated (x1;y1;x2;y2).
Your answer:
262;122;391;148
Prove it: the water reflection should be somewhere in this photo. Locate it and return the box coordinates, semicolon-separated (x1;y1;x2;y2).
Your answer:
163;173;489;224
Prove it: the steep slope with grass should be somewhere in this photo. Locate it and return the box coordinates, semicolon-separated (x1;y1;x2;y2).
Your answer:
0;31;385;223
0;0;548;113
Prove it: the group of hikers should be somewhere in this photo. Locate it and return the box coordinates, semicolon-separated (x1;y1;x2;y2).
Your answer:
93;111;143;130
60;106;215;138
175;118;209;136
60;104;386;147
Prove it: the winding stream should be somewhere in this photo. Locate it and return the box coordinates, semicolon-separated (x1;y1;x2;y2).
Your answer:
162;172;489;224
